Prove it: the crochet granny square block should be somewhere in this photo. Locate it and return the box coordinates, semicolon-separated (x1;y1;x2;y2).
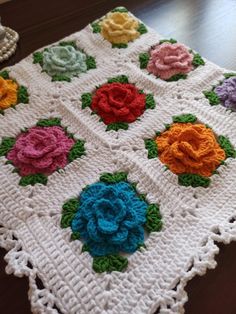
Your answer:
1;6;236;314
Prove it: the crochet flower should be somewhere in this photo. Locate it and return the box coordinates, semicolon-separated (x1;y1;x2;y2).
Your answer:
71;181;147;257
91;82;146;124
100;12;140;44
0;76;18;109
7;126;75;176
42;45;87;78
156;123;225;177
214;77;236;111
147;43;193;80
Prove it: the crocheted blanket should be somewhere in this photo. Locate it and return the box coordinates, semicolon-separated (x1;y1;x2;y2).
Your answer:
1;7;236;314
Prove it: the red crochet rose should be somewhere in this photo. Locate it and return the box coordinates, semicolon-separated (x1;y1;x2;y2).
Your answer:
7;126;75;176
91;82;146;125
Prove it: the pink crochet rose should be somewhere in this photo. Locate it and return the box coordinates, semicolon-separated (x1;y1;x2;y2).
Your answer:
7;126;75;176
147;43;193;80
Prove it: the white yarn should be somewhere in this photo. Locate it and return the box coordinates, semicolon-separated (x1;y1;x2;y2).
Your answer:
0;8;236;314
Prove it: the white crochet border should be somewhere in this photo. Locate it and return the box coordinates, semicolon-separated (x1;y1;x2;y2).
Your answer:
0;6;236;314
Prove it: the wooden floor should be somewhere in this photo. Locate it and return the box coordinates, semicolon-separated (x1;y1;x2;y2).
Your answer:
1;0;236;313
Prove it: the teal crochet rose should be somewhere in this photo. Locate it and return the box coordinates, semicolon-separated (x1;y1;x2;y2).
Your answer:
71;181;147;257
42;45;87;78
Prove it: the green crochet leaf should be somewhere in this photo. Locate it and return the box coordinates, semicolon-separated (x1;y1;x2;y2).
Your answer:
145;94;156;109
108;75;129;84
51;74;71;82
145;204;163;233
92;255;128;273
145;139;158;159
66;131;75;139
106;122;129;131
91;22;101;33
0;137;16;157
137;23;148;35
0;109;4;115
20;127;29;133
61;198;79;228
33;51;44;65
130;183;147;201
5;160;13;165
178;173;210;188
138;193;147;201
139;52;150;69
111;7;128;13
192;53;205;67
59;41;77;49
112;43;128;49
17;86;29;104
68;140;86;162
86;56;96;70
19;174;48;186
81;93;92;109
166;73;187;82
131;182;137;190
159;38;177;45
203;90;220;105
224;73;236;79
0;70;10;79
70;231;80;240
36;118;61;127
172;113;197;123
100;172;128;184
82;243;90;252
137;243;147;250
217;135;236;158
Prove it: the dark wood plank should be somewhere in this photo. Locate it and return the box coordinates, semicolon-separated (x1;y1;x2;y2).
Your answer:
0;0;236;313
185;242;236;314
132;0;236;70
0;248;31;314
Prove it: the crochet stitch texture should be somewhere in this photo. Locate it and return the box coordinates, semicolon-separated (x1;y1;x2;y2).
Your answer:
100;12;140;44
0;76;18;108
0;70;29;111
7;126;75;176
147;43;193;79
71;181;147;256
42;45;87;77
91;82;146;124
215;76;236;110
155;123;225;176
1;6;236;314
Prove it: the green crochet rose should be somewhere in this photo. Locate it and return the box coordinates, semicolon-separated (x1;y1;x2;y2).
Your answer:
42;45;87;78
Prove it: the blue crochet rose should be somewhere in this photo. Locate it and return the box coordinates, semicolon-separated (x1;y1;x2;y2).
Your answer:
71;181;147;257
42;45;87;78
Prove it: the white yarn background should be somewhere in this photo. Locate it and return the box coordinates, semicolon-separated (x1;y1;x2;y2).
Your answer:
0;8;236;314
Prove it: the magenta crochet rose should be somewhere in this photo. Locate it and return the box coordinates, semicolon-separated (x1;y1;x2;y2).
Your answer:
147;43;193;80
7;126;75;176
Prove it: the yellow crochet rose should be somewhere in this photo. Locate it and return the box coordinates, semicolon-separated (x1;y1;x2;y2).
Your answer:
0;77;18;109
100;12;140;44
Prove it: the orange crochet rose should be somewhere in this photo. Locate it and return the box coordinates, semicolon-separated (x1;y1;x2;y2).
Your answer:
156;123;226;177
0;77;18;109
